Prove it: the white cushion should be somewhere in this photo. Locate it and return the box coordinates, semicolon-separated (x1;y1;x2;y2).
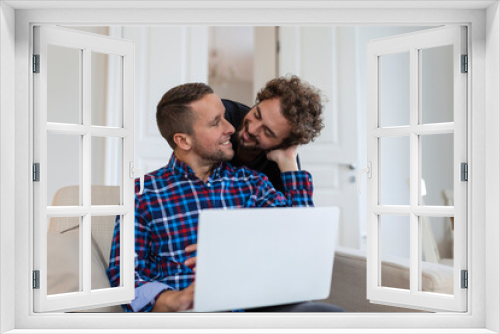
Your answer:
47;228;123;312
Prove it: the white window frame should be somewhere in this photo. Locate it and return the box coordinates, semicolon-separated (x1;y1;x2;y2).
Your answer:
32;25;136;312
1;1;499;333
366;26;468;312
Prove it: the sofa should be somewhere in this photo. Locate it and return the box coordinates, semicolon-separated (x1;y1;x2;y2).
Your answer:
47;185;453;313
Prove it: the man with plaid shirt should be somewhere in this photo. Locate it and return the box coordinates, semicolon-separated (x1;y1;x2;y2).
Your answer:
106;83;342;313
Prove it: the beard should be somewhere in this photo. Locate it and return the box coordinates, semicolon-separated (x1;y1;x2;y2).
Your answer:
236;121;261;152
191;137;234;164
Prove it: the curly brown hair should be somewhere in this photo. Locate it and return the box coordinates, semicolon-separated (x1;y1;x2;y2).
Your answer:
156;83;213;149
256;75;324;147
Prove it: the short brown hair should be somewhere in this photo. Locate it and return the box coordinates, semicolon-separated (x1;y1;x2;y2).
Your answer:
256;75;324;147
156;83;214;149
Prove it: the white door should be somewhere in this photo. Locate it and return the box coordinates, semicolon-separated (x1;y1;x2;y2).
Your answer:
279;27;360;249
365;25;467;312
33;26;136;312
117;27;208;174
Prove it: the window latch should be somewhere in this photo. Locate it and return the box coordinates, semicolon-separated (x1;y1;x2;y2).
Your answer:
357;161;372;194
129;162;145;195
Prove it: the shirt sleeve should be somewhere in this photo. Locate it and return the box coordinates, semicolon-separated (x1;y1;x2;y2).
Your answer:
253;170;314;208
106;180;173;312
281;171;314;207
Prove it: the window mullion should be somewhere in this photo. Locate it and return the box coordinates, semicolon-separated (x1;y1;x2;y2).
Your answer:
46;123;130;138
409;47;419;294
413;123;454;135
81;47;92;295
373;205;455;216
46;205;130;217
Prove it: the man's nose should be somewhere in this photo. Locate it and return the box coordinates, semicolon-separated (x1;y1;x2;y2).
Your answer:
247;121;259;137
224;119;235;135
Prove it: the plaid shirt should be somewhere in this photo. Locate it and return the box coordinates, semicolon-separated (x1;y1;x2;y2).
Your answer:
106;153;313;312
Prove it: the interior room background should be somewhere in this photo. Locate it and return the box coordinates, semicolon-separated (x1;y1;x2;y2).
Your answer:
47;25;453;262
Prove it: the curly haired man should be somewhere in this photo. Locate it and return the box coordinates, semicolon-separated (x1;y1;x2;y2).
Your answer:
223;75;324;192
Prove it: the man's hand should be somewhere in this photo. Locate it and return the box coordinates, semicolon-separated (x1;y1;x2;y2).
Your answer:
152;283;195;312
266;145;299;172
184;244;197;272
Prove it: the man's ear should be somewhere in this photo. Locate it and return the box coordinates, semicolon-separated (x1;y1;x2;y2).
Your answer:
173;133;192;151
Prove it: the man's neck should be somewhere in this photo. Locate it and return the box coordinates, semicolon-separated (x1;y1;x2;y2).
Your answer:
236;146;262;165
174;151;216;183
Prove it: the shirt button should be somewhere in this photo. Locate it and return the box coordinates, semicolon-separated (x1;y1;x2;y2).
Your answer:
185;174;188;179
207;182;211;187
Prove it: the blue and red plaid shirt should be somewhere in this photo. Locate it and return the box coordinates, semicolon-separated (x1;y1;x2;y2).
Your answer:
106;153;313;312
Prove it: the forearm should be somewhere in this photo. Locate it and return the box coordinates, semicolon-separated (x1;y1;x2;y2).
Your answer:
152;290;176;312
128;281;171;312
152;290;183;312
152;284;195;312
276;158;299;172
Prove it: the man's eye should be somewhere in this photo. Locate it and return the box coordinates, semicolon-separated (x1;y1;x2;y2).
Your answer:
254;110;261;119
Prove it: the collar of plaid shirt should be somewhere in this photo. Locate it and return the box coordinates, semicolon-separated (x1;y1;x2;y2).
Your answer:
166;153;226;181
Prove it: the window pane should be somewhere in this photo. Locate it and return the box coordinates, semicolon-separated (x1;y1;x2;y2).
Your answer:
91;215;120;290
421;216;454;295
47;133;81;206
47;44;81;124
380;215;410;290
91;52;123;127
380;52;410;127
47;217;82;295
381;136;410;205
421;134;454;206
91;137;122;205
421;45;454;124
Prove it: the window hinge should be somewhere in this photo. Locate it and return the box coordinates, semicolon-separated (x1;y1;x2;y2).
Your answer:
461;270;468;289
33;163;40;182
33;270;40;289
461;54;468;73
33;54;40;73
461;162;468;181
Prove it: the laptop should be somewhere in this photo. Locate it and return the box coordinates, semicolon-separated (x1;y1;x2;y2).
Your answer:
192;206;339;312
